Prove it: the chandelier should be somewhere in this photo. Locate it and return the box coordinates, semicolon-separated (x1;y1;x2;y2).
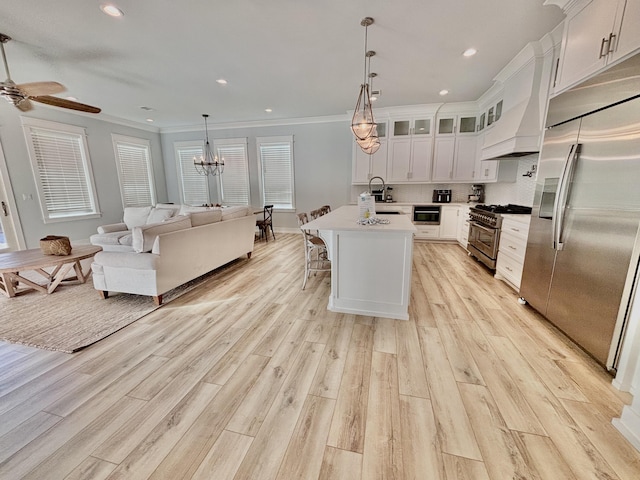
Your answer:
351;17;380;155
194;114;224;176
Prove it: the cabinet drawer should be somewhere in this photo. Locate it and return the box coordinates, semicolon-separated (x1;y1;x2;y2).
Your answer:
498;232;527;262
496;251;524;290
500;216;530;241
414;225;440;239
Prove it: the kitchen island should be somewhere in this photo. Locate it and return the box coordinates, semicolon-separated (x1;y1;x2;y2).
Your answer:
303;205;417;320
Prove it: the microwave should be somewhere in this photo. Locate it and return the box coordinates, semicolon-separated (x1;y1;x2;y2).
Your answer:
413;205;441;225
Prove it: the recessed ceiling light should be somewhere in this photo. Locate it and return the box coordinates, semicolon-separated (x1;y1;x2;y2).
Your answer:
146;118;154;123
463;48;477;57
439;89;449;96
66;96;78;101
216;79;228;85
100;4;124;17
265;108;272;113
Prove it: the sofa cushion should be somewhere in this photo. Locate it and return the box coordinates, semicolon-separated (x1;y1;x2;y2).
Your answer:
221;205;251;221
123;206;153;230
189;209;223;227
179;204;211;215
147;207;175;224
132;215;192;253
90;231;133;246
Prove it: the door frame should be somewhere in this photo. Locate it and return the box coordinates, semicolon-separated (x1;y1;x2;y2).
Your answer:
0;139;26;252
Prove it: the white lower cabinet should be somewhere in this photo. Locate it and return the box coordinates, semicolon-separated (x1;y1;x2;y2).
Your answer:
457;205;470;248
495;215;531;290
414;225;440;240
440;205;459;240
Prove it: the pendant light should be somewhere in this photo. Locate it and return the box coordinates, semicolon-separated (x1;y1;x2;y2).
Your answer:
357;61;380;154
193;114;224;176
351;17;376;141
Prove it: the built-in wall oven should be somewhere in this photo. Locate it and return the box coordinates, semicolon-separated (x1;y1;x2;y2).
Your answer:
413;205;441;225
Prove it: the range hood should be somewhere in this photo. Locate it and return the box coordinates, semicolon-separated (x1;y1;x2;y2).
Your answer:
481;43;546;161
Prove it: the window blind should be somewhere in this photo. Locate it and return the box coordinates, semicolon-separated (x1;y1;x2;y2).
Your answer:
176;145;210;205
258;137;294;209
217;142;250;205
27;127;97;219
113;138;155;208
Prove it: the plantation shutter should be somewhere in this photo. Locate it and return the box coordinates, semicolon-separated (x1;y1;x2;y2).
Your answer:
113;137;155;208
27;126;97;219
258;136;294;209
217;141;250;205
176;144;210;205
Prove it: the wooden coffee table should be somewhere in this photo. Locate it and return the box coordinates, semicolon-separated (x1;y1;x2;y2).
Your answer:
0;245;102;298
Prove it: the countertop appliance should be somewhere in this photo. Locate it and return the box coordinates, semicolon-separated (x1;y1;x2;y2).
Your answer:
469;184;485;203
519;53;640;370
467;204;532;269
432;189;452;203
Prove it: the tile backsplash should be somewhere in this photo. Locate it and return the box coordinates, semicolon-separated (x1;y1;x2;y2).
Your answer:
350;155;538;206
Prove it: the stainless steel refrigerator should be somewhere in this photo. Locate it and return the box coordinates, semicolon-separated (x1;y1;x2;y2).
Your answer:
520;53;640;370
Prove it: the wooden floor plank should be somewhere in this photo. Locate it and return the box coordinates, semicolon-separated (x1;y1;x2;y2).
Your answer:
417;326;483;460
318;446;362;480
399;395;443;479
395;320;430;398
327;323;374;453
190;430;253;480
361;351;403;480
232;342;324;480
276;395;336;480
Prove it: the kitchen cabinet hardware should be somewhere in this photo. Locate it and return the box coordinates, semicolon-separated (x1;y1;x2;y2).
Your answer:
1;201;7;216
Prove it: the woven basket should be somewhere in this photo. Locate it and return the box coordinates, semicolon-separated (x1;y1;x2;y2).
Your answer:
40;235;72;256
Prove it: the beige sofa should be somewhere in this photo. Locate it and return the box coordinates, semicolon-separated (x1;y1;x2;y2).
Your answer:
90;205;256;304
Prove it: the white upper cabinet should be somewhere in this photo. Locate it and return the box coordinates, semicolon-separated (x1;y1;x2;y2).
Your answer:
556;0;639;92
433;136;478;182
612;0;640;62
391;117;433;137
388;116;434;182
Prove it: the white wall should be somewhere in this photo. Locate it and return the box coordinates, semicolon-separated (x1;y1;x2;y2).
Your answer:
0;106;165;248
484;155;538;206
160;120;353;229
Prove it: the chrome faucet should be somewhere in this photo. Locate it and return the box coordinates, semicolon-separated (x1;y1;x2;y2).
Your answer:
368;176;386;198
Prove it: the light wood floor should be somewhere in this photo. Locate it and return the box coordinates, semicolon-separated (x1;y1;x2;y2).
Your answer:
1;235;640;479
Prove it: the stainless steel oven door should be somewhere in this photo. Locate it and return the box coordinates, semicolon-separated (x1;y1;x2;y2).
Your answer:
468;221;500;268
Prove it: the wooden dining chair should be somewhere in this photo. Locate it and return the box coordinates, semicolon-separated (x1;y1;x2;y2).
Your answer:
310;208;322;220
256;205;275;241
320;205;331;215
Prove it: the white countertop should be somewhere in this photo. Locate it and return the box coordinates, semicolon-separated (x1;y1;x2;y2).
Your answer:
304;206;417;233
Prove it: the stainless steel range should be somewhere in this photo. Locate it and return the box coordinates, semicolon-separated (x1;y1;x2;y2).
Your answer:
467;204;532;269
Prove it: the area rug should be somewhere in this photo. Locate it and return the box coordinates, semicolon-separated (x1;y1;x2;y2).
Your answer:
0;271;216;353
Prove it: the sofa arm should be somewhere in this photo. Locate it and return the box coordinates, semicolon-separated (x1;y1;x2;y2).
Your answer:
93;251;160;270
98;222;128;234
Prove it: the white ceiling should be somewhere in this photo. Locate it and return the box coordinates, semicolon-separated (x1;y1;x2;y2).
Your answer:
0;1;564;130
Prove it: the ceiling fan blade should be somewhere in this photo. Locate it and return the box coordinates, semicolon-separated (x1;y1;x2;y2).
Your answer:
15;97;33;112
18;81;65;96
30;95;101;114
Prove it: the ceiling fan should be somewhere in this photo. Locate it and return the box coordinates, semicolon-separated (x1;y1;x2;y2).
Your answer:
0;33;101;114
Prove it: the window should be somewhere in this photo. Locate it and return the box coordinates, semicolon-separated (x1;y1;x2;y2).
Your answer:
22;117;100;223
257;136;295;210
175;141;210;205
112;134;156;208
215;138;250;205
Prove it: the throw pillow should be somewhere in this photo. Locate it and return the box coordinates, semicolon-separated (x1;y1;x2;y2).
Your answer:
146;207;175;224
132;215;192;253
123;206;152;230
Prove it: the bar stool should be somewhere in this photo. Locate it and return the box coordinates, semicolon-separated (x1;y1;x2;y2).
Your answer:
297;212;330;290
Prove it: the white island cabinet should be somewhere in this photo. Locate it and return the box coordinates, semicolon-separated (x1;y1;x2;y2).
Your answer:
304;206;417;320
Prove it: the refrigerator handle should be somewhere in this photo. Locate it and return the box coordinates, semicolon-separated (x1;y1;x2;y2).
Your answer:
552;143;581;251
